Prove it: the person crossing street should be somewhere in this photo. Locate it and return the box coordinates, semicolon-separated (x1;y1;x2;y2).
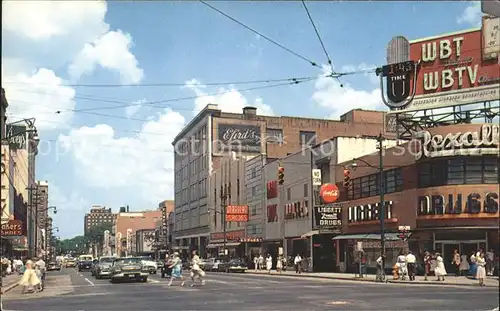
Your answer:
189;250;205;287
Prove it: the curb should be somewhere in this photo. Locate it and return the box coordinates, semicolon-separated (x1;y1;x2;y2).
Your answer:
1;282;19;294
244;272;498;287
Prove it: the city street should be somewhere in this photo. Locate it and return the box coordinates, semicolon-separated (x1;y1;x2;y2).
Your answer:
2;269;499;311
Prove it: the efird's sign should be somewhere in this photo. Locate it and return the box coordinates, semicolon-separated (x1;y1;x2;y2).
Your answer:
407;29;500;110
217;124;261;153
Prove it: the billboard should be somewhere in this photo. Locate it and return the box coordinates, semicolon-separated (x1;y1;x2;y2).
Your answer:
402;27;500;111
314;204;342;234
225;205;249;222
217;124;261;153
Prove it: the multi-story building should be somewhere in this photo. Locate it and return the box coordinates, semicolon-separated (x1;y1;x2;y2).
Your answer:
172;104;389;256
84;205;114;235
261;136;397;271
34;180;48;255
244;155;266;257
1;88;7;142
113;210;161;257
331;123;499;274
206;154;250;257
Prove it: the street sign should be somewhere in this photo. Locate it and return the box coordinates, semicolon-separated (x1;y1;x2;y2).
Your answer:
312;169;322;186
315;204;342;234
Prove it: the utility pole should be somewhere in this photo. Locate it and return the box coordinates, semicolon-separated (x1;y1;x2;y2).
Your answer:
220;185;229;256
377;133;386;271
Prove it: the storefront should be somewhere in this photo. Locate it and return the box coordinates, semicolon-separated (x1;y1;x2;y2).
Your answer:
206;230;245;258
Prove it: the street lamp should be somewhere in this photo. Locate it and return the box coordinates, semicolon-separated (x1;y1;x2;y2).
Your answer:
348;133;386;272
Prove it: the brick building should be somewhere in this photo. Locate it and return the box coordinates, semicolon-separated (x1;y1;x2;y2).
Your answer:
172;103;390;255
329;123;499;273
113;210;161;257
84;205;114;235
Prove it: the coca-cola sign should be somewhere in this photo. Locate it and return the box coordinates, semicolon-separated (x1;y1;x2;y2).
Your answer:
218;124;261;152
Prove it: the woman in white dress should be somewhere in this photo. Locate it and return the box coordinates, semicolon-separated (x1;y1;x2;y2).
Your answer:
266;254;273;274
18;260;41;293
276;255;283;273
434;252;447;281
475;253;487;286
189;250;205;287
459;253;470;276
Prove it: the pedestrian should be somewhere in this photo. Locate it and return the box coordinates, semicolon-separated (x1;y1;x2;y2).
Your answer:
476;253;487;286
253;255;259;271
375;254;384;282
423;251;431;281
459;252;469;276
294;254;302;274
434;252;447;281
266;254;273;274
406;251;416;281
452;249;461;276
276;255;282;273
19;260;41;293
189;250;205;287
258;254;264;270
485;249;494;276
167;252;185;286
396;251;407;280
469;251;477;278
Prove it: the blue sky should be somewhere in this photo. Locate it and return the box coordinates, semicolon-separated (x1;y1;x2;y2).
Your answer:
1;1;483;238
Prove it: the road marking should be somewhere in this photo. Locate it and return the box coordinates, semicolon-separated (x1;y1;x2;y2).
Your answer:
149;279;159;283
84;278;95;286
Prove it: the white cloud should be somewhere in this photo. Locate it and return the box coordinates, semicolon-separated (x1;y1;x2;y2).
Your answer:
2;0;108;41
457;1;482;27
68;30;144;84
312;67;386;119
184;79;275;116
58;109;185;204
125;99;147;118
2;67;76;131
340;63;378;85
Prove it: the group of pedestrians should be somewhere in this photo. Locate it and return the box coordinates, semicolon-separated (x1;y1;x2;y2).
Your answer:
17;257;46;293
167;250;205;287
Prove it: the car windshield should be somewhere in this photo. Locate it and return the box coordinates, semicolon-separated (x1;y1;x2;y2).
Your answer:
114;258;141;265
100;258;115;263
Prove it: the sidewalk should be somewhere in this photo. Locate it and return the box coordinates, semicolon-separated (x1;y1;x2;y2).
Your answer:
245;269;499;287
0;274;21;294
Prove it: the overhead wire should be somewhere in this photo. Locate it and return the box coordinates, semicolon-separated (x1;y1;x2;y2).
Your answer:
199;0;322;69
2;76;317;89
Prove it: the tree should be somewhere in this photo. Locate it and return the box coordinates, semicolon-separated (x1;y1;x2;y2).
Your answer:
86;223;112;246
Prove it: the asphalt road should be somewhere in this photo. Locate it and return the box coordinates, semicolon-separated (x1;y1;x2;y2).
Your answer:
2;268;499;311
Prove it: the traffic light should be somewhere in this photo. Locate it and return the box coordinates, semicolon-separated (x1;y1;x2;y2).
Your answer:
278;167;285;185
343;168;351;187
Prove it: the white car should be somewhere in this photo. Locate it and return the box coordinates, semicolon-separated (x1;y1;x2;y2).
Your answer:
140;257;158;274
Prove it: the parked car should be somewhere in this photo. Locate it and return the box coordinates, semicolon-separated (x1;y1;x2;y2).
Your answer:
47;261;61;271
218;259;247;273
110;257;149;283
95;257;115;279
78;260;93;272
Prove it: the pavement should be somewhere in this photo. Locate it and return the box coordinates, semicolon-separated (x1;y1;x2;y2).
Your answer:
2;268;499;311
1;273;21;294
245;269;500;287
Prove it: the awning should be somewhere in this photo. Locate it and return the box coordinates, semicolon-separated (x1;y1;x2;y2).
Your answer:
300;230;319;239
206;242;241;248
332;233;401;241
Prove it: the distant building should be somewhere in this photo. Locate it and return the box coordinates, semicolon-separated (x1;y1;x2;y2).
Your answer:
113;210;161;257
84;205;114;235
135;228;156;254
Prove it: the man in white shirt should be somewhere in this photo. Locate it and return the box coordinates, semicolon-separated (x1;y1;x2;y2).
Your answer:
375;255;384;282
406;251;417;281
294;254;302;274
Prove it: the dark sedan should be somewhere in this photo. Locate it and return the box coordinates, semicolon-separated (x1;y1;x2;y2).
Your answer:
78;260;93;272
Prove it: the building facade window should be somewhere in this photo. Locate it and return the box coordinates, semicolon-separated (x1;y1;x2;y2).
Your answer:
299;131;316;146
266;128;283;144
303;183;308;197
418;156;499;188
347;168;403;200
